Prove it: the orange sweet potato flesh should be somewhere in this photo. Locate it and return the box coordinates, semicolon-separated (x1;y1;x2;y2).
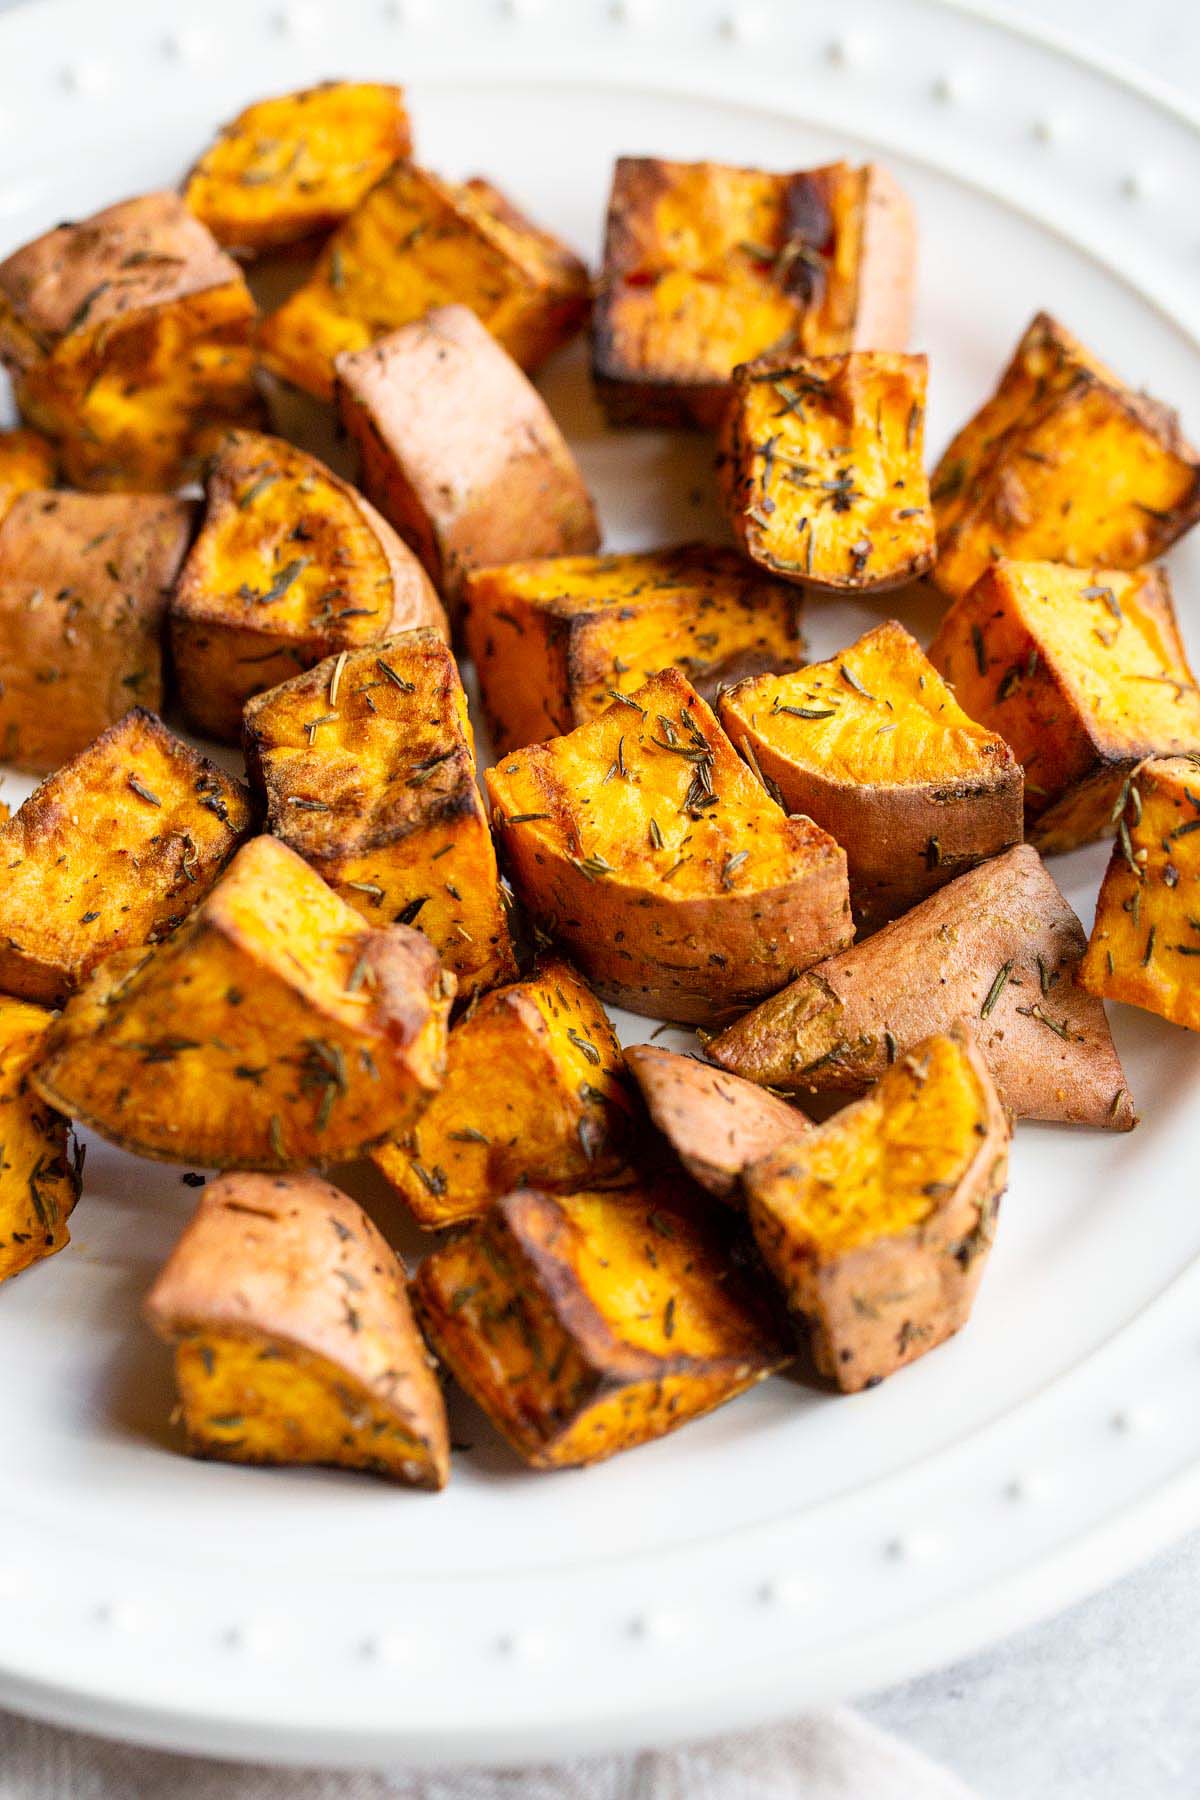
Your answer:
719;351;934;592
593;157;914;428
0;997;80;1284
243;629;515;998
927;560;1200;852
625;1044;808;1201
0;427;55;521
144;1172;449;1487
743;1024;1009;1391
464;544;805;756
1079;756;1200;1031
931;312;1200;599
184;82;413;252
414;1178;791;1468
720;619;1023;929
710;843;1135;1129
486;666;853;1025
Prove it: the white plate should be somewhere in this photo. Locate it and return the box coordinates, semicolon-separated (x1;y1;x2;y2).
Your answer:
1;0;1199;1770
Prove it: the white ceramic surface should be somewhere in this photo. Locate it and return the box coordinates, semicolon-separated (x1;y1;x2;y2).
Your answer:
0;0;1199;1769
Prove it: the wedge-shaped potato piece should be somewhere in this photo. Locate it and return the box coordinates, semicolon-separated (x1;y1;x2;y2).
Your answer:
719;620;1023;929
337;306;599;605
744;1024;1008;1392
486;667;853;1025
928;561;1200;853
33;835;453;1169
169;429;446;742
184;82;413;252
243;630;514;997
260;162;589;400
464;544;805;756
0;426;55;521
625;1044;807;1201
0;192;261;491
719;351;934;592
0;709;253;1007
0;490;194;771
145;1172;449;1486
0;998;81;1284
932;313;1200;598
1079;757;1200;1030
711;844;1134;1127
415;1178;789;1468
374;955;637;1227
593;157;915;428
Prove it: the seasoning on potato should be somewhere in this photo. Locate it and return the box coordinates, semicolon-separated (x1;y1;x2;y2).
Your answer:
624;1044;809;1202
0;998;81;1285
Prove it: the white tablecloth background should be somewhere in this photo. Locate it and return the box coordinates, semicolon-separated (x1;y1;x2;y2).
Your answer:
0;1;1198;1793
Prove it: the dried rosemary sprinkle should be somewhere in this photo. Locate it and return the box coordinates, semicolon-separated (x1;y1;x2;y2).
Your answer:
375;656;415;693
980;961;1012;1018
127;775;161;807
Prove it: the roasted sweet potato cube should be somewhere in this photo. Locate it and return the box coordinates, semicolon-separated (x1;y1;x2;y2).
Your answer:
337;306;599;605
183;82;413;252
0;709;253;1007
928;561;1200;852
243;630;514;997
719;351;934;592
719;620;1023;928
0;427;55;521
1080;757;1200;1030
259;162;589;400
743;1024;1009;1391
0;998;81;1284
0;490;194;771
414;1179;789;1468
373;955;637;1228
592;156;915;428
463;544;805;755
486;667;853;1025
170;429;446;742
710;843;1135;1129
931;313;1200;598
625;1045;808;1201
32;835;453;1169
144;1172;449;1486
0;192;261;491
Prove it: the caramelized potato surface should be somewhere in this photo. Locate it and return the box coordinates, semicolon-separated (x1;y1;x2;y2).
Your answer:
0;998;80;1284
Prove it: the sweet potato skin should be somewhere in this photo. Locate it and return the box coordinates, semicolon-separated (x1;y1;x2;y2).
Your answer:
243;629;515;997
710;843;1135;1129
625;1045;808;1200
486;668;853;1025
0;998;81;1284
414;1179;791;1468
0;708;253;1007
0;427;55;521
336;305;599;605
32;836;454;1170
144;1172;449;1487
0;490;195;771
744;1024;1010;1391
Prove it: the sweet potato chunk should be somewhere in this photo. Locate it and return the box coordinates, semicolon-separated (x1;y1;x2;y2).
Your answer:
743;1025;1009;1391
719;620;1023;928
0;426;55;521
32;835;453;1169
0;490;194;771
710;844;1134;1129
486;667;853;1025
414;1179;789;1468
1079;756;1200;1030
170;429;446;742
144;1172;448;1486
464;544;805;756
719;351;934;592
592;157;914;428
373;955;637;1228
183;82;413;252
0;192;261;490
625;1045;807;1201
0;998;80;1284
337;305;599;604
243;630;514;997
931;313;1200;598
928;561;1200;852
0;709;252;1007
259;162;589;400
